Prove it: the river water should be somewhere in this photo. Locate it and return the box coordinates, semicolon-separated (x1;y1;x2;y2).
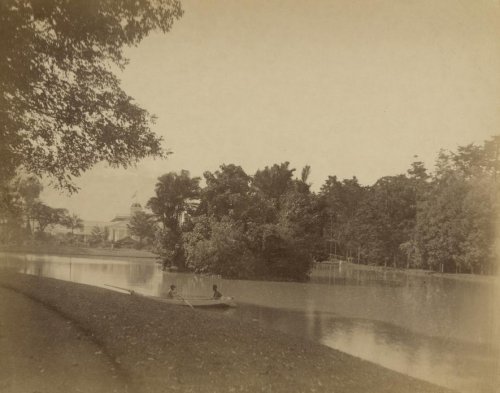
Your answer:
1;252;498;393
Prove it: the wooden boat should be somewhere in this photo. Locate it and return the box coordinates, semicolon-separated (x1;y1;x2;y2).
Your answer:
105;284;236;308
150;295;236;308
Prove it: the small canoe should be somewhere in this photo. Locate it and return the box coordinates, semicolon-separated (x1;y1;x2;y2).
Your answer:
151;296;236;308
104;284;236;308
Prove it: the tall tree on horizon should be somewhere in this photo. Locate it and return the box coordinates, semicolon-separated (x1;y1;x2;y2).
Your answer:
253;162;296;207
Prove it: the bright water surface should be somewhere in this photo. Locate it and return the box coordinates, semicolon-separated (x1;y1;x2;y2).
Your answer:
1;252;499;393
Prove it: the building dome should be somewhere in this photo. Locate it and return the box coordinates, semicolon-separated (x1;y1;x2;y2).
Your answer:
130;203;142;216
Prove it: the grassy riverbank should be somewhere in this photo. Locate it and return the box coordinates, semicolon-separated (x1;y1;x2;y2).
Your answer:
0;244;157;262
0;270;455;393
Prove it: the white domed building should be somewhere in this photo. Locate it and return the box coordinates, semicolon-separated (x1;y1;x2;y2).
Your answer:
50;203;145;244
107;203;144;242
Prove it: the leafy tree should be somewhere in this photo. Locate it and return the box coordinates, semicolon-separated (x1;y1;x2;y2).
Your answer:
253;162;295;205
320;176;365;223
278;188;325;260
184;163;317;280
407;158;430;183
461;175;496;273
435;142;496;180
199;164;252;220
148;171;200;229
353;175;418;266
0;0;183;190
415;173;469;272
127;211;156;246
31;202;67;233
183;215;256;278
148;170;200;268
258;224;313;281
452;144;490;178
319;176;366;258
89;226;109;246
414;139;497;273
152;227;177;266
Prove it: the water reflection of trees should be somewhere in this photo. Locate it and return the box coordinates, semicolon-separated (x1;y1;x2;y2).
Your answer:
311;263;408;287
320;316;497;393
126;264;156;286
310;263;498;346
230;302;498;393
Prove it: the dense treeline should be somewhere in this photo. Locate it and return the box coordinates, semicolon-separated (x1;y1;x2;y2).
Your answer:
0;137;496;280
319;140;497;274
146;137;498;280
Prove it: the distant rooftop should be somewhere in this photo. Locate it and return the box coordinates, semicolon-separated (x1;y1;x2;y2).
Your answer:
111;215;130;222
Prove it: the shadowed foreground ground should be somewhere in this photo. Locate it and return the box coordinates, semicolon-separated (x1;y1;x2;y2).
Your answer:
0;271;456;393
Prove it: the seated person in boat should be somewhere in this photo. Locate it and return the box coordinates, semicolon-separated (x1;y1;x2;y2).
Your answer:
212;284;222;299
167;284;178;299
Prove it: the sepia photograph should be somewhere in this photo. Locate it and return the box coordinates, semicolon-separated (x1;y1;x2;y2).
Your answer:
0;1;499;392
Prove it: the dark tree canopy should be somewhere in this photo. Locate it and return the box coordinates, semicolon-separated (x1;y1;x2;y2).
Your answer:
0;0;183;190
200;164;252;219
253;162;295;201
30;201;66;233
147;170;200;230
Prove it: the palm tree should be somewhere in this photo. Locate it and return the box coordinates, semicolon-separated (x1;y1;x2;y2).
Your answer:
62;213;84;234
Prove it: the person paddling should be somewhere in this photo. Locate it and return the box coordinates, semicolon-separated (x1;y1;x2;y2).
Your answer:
166;284;195;309
212;284;222;299
167;284;178;299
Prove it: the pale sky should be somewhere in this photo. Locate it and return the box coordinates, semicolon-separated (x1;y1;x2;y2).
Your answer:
43;0;500;221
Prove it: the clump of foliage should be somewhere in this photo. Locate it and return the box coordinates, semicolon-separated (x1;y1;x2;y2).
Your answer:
183;216;257;278
154;164;318;280
89;226;110;247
